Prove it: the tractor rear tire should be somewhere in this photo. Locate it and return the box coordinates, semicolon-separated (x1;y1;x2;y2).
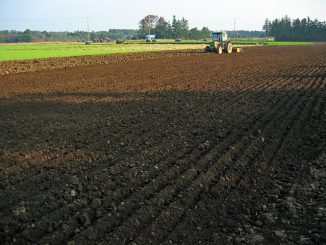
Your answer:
217;45;223;54
226;42;233;54
205;46;211;52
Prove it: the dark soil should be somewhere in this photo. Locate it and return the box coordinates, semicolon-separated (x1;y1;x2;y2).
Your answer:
0;50;206;76
0;45;325;244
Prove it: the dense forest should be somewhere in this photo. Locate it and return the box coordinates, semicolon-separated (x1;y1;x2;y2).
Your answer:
0;15;325;43
263;16;326;41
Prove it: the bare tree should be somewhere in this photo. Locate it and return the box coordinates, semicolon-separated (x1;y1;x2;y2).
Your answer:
139;15;159;36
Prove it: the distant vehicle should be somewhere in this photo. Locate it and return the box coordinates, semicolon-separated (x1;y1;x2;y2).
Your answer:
175;38;182;42
146;34;156;42
85;40;91;45
204;38;208;41
116;39;125;44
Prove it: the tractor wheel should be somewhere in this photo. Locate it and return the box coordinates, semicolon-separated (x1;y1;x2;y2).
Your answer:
226;42;233;54
216;45;223;54
205;46;211;52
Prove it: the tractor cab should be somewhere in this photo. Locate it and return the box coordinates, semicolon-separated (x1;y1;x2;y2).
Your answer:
212;32;227;43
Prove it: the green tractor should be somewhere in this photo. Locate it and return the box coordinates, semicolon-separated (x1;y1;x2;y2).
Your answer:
205;32;234;54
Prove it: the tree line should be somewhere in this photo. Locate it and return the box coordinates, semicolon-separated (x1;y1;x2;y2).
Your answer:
0;29;138;43
263;16;326;41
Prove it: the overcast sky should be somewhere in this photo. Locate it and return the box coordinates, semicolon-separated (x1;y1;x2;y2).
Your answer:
0;0;325;31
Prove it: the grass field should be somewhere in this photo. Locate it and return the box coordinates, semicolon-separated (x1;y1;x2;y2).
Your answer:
0;41;313;62
0;43;207;61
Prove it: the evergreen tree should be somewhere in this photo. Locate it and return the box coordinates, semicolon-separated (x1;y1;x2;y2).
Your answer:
262;19;271;36
266;16;326;41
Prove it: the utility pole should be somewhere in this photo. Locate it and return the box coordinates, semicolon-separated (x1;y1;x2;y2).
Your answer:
87;17;90;41
234;18;236;38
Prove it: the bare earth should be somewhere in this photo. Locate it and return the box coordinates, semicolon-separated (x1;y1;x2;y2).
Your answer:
0;45;325;244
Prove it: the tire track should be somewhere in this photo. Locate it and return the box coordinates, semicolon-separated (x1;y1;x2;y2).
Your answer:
70;71;314;243
5;74;282;243
33;73;303;244
160;72;324;244
4;65;308;245
123;71;322;242
3;63;290;211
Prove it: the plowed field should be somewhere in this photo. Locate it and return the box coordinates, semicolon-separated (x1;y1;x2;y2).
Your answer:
0;45;326;244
